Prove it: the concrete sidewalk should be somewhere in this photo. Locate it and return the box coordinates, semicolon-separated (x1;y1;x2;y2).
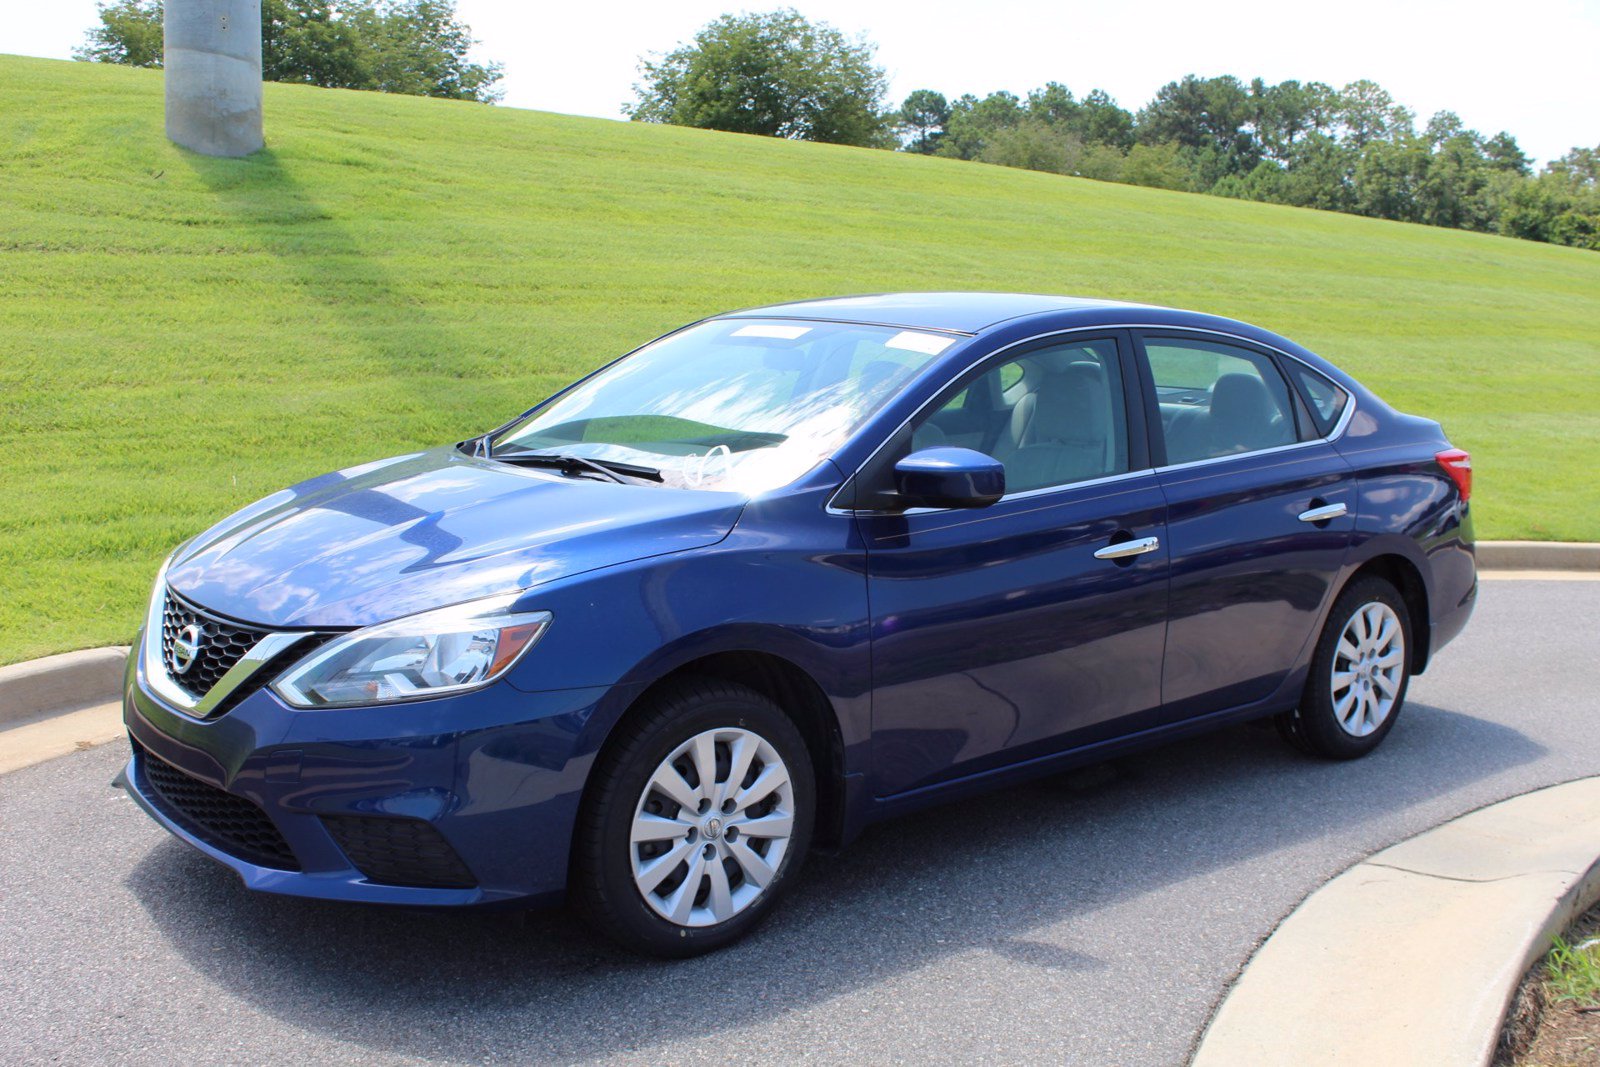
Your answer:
1192;776;1600;1066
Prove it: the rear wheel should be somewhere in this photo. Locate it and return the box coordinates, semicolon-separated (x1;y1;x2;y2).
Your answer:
571;679;814;957
1277;576;1412;759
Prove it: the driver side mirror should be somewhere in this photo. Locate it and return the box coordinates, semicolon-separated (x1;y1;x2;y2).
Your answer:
893;447;1005;509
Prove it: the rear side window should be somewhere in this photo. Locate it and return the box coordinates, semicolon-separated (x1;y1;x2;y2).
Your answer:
1283;362;1350;437
1143;336;1298;464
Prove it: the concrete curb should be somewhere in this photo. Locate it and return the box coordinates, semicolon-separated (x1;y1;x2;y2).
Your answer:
1191;776;1600;1067
1476;540;1600;571
0;647;129;727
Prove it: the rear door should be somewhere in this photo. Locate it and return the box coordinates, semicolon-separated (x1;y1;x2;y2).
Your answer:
856;332;1171;797
1136;331;1356;717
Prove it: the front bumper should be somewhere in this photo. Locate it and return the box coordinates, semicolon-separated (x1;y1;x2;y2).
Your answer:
120;644;611;907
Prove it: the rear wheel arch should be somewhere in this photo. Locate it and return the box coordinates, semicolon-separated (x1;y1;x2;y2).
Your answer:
1338;554;1432;674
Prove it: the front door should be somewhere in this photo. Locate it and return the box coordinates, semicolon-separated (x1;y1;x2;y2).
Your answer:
857;333;1171;797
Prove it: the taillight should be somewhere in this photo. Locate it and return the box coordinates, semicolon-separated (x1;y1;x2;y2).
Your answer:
1436;448;1472;501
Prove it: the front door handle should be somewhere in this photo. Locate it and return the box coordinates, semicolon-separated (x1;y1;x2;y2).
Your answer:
1298;502;1348;524
1094;535;1161;561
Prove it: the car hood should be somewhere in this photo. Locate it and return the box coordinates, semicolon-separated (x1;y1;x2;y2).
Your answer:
166;447;747;628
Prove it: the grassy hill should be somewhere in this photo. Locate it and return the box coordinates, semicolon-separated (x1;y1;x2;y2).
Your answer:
2;54;1597;665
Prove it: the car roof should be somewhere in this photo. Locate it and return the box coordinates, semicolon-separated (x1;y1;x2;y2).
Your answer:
716;291;1352;389
723;292;1154;335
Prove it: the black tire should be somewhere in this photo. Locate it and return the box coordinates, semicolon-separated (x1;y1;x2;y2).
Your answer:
571;678;815;958
1276;576;1413;760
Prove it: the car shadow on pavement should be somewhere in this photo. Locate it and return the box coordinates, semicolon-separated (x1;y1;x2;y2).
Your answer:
124;702;1542;1062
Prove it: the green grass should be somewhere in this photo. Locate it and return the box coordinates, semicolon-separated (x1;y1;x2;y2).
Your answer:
1546;933;1600;1007
2;54;1599;665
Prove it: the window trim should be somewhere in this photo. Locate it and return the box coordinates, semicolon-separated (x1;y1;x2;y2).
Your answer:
828;324;1355;515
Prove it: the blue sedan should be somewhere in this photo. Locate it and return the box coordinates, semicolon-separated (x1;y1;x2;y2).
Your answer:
119;293;1476;956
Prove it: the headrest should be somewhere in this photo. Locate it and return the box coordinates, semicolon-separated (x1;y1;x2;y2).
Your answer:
1211;372;1275;422
1031;362;1107;444
1209;372;1281;449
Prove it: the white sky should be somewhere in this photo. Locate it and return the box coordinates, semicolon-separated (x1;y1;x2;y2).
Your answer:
4;0;1596;164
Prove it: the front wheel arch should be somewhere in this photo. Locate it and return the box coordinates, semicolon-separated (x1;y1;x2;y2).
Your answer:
576;649;847;864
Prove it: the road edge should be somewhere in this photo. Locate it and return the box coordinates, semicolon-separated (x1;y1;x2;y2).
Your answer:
1190;776;1600;1067
1475;540;1600;571
0;646;128;728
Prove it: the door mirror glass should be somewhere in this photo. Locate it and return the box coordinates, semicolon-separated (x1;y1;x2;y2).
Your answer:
894;448;1005;509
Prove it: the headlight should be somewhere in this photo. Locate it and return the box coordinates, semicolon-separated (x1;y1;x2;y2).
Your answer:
271;595;552;709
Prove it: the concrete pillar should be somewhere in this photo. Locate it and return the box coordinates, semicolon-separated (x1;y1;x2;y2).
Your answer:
164;0;263;157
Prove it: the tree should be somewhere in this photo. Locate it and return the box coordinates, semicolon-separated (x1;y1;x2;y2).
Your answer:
1546;145;1599;188
74;0;163;68
1483;131;1531;176
261;0;365;90
861;69;1593;252
1076;89;1135;150
1137;74;1258;178
978;119;1083;175
1121;142;1192;191
1076;142;1128;182
1336;80;1413;147
1352;136;1429;221
1423;110;1468;148
937;91;1023;160
897;89;949;154
75;0;502;102
1250;79;1337;163
345;0;502;101
1276;133;1357;212
1026;81;1078;127
627;10;890;147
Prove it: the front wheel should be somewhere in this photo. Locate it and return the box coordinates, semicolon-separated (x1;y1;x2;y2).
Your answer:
571;679;814;957
1277;576;1413;760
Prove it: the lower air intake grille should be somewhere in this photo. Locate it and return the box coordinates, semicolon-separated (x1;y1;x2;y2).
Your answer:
322;815;477;889
137;744;301;871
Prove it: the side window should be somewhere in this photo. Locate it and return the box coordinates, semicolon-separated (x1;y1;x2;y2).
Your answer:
911;338;1129;494
1144;337;1298;464
1283;362;1350;437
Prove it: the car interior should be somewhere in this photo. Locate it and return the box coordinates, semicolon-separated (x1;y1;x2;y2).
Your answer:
1146;339;1300;465
910;341;1129;493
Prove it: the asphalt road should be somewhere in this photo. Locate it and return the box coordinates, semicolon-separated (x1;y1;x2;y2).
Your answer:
3;579;1597;1066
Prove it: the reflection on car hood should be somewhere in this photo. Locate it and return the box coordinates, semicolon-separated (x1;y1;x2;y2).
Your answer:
165;447;746;628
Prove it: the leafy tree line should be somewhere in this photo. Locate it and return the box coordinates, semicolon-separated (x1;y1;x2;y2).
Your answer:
903;75;1597;250
630;10;1598;251
76;0;502;103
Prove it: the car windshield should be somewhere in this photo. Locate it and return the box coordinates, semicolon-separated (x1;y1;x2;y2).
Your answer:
490;318;960;494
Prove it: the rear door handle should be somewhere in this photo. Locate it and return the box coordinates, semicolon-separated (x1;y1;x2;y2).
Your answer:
1298;502;1348;523
1094;535;1161;561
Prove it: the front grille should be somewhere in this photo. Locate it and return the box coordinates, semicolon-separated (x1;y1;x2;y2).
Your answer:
160;589;271;701
322;815;477;889
137;742;301;871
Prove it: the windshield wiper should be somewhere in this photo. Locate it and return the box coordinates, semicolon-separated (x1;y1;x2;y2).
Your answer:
493;449;663;484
